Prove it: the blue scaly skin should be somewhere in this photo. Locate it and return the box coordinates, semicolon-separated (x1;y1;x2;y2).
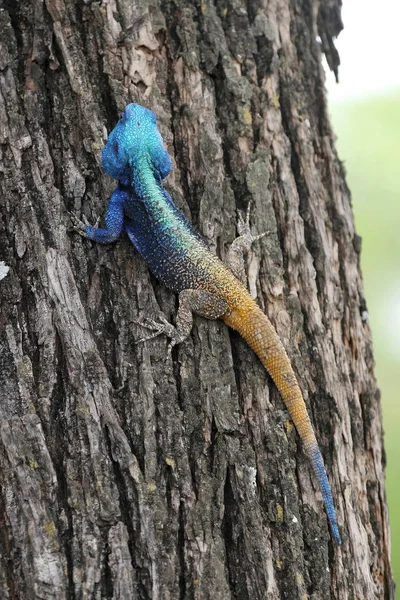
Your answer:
72;104;341;545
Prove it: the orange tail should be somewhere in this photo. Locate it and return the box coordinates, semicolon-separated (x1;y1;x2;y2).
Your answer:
224;296;341;544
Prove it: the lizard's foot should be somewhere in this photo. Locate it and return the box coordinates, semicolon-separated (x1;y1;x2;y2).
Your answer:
236;203;268;248
226;203;270;283
134;316;185;355
69;212;100;238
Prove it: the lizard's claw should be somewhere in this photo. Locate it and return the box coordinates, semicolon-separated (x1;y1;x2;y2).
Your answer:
69;212;100;238
134;316;185;355
226;203;272;283
134;316;174;343
236;204;269;245
236;202;252;237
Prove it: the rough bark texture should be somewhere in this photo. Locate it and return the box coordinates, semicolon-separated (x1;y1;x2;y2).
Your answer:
0;0;393;599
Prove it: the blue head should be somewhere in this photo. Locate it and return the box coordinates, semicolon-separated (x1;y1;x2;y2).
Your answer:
102;104;172;186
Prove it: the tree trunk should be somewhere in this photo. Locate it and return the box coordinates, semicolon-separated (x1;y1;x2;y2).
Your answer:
0;0;393;598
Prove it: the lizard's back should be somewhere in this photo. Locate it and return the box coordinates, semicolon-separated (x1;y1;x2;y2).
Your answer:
124;188;248;308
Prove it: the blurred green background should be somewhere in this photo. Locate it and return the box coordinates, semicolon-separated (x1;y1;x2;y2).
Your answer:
330;93;400;586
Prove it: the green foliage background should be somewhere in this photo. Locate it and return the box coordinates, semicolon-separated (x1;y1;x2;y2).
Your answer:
330;94;400;586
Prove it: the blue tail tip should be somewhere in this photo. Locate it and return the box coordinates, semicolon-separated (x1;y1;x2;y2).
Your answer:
310;446;342;545
332;525;342;545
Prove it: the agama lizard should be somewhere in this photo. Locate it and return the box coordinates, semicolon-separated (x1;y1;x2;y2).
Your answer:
71;103;341;545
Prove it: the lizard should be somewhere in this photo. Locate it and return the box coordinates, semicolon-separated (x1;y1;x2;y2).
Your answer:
71;103;341;545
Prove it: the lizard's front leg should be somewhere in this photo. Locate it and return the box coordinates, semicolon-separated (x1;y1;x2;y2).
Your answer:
226;204;268;285
136;289;228;353
70;185;128;244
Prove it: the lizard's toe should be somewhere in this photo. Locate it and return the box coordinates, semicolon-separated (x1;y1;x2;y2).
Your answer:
69;212;89;238
134;316;179;345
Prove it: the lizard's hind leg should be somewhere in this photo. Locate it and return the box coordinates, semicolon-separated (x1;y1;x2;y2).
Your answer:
136;289;228;354
226;204;268;285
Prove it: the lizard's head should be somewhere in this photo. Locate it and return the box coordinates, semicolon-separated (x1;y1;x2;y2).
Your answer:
102;104;172;185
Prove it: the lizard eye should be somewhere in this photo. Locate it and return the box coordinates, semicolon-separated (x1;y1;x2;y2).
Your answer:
119;111;125;121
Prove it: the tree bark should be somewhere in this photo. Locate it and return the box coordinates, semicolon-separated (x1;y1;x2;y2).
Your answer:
0;0;393;598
